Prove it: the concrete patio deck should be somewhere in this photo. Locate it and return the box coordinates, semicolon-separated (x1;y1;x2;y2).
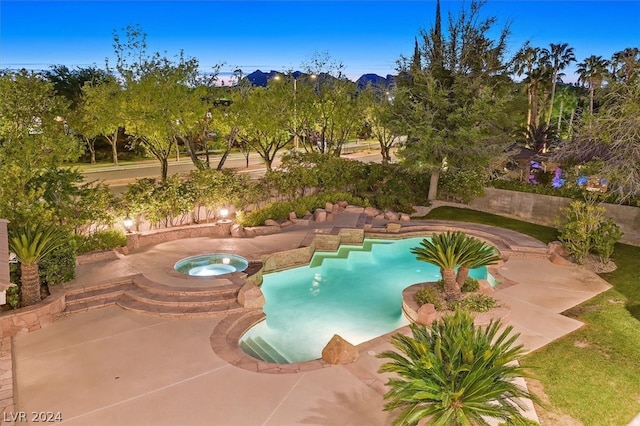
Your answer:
9;213;612;425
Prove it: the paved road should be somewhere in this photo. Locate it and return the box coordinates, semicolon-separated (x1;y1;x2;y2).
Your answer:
81;145;390;194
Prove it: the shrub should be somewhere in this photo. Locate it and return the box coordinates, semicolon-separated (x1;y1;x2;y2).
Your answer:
76;229;127;254
452;293;496;312
414;286;445;311
592;218;623;263
5;285;20;309
39;240;77;286
439;168;486;203
559;200;622;264
461;277;480;293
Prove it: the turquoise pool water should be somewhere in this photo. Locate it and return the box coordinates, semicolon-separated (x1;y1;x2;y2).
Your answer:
174;253;248;276
240;237;488;364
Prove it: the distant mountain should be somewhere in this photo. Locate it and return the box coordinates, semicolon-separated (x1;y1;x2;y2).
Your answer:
355;73;395;90
244;70;396;90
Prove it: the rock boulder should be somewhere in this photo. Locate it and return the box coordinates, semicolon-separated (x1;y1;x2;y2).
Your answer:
321;334;359;364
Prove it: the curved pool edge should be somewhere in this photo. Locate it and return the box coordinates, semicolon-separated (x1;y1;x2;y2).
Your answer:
211;309;410;375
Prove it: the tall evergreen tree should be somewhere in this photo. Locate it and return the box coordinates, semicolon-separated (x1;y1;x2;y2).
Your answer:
392;0;516;200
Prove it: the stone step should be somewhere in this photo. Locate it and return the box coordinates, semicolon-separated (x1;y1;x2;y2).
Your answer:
65;277;134;298
125;286;238;308
116;295;245;318
132;275;241;298
65;282;132;306
64;295;121;316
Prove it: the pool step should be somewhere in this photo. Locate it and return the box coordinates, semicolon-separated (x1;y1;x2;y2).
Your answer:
240;336;290;364
64;274;245;318
310;240;393;268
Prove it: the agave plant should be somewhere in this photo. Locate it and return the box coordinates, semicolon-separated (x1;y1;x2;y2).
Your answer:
8;223;69;306
455;236;501;287
378;310;538;426
411;231;470;301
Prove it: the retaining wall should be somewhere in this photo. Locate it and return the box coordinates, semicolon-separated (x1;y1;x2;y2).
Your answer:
468;188;640;246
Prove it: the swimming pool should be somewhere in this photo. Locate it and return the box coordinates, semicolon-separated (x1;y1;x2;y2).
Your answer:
240;237;488;364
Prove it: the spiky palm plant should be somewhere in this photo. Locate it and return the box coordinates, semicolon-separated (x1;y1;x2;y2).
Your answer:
455;237;501;287
411;231;470;301
8;224;69;306
378;310;537;426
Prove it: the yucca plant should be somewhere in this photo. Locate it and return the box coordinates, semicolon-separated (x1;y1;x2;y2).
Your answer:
455;237;501;287
411;231;471;301
8;223;69;306
378;310;538;426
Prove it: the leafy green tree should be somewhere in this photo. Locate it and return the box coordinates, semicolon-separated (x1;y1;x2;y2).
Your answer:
43;64;111;108
0;69;80;169
393;0;516;200
9;224;70;306
378;310;536;426
235;82;292;171
112;25;201;181
77;78;124;164
300;52;365;156
556;79;640;201
361;84;399;165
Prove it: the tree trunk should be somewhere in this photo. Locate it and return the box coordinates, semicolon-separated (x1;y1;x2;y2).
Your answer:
111;130;119;166
441;268;461;301
182;136;205;170
428;168;440;201
20;262;41;306
160;158;169;182
456;266;469;288
216;136;233;171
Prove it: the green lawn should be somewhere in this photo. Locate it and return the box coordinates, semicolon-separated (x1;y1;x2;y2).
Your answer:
425;206;640;425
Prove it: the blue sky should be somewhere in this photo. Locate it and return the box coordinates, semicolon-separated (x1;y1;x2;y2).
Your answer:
1;1;639;82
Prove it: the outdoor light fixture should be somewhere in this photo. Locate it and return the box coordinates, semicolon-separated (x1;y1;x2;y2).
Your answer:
220;208;229;218
222;257;231;265
123;217;134;233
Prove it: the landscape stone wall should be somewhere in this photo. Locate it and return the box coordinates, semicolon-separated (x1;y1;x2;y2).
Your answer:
469;188;640;246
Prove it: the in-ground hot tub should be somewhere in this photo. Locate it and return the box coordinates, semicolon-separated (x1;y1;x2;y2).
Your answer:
174;253;248;277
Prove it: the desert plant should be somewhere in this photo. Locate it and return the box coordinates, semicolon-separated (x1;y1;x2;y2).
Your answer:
411;232;471;301
8;223;70;306
378;310;537;425
414;286;445;311
461;277;480;293
455;237;501;287
452;293;497;312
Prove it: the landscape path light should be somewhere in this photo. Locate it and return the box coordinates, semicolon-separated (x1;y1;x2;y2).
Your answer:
123;217;134;233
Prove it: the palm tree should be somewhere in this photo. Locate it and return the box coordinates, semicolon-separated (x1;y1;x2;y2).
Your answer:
542;43;575;126
8;224;69;306
576;55;610;114
378;310;537;426
455;236;501;287
611;47;640;83
411;231;470;301
512;42;542;128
